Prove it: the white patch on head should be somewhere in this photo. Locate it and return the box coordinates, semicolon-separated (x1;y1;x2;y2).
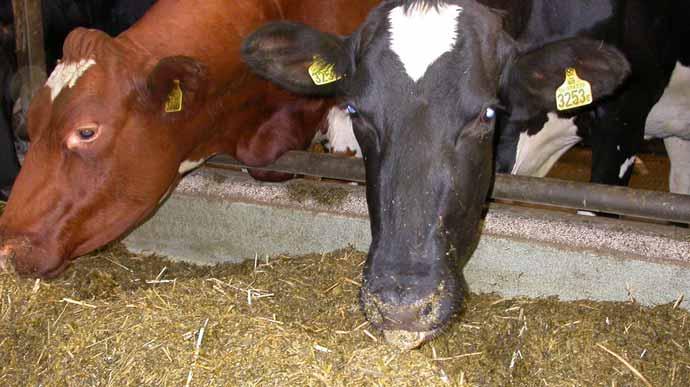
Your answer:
618;156;636;179
512;112;581;177
388;4;462;82
45;59;96;101
313;107;362;157
178;158;206;175
646;62;690;140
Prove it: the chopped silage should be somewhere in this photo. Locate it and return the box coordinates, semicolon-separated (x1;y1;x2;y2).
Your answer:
1;244;688;386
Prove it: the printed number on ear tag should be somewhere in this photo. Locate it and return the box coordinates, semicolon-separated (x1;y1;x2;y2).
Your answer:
308;56;342;86
556;68;593;111
164;80;183;113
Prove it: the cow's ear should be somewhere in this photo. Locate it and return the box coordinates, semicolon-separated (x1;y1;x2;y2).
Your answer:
242;21;348;96
501;38;630;115
145;56;208;116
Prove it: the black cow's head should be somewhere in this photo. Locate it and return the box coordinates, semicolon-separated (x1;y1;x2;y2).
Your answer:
242;0;629;349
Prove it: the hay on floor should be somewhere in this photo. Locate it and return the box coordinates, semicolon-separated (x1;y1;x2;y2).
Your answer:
1;244;688;386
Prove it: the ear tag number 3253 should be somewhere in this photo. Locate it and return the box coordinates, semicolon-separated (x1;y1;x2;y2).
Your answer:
164;79;183;113
556;68;593;111
309;56;342;86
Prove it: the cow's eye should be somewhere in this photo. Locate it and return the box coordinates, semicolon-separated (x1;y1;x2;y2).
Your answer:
78;128;96;140
67;125;101;150
481;107;496;123
345;104;358;116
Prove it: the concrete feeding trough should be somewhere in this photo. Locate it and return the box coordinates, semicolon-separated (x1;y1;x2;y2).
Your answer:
124;167;690;310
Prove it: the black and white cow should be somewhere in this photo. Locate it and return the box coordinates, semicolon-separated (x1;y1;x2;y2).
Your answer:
0;0;155;201
0;35;19;201
493;1;690;195
645;62;690;194
312;1;690;195
242;0;630;349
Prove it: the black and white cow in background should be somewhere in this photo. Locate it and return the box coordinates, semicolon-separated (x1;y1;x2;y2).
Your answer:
494;0;690;196
0;0;155;201
242;0;630;349
0;33;19;201
645;63;690;194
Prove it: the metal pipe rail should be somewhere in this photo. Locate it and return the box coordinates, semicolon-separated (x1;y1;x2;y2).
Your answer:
208;152;690;224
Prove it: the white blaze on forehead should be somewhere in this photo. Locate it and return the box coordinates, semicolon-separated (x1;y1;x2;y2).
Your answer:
316;107;362;157
45;59;96;101
389;4;462;82
179;159;206;175
512;112;581;177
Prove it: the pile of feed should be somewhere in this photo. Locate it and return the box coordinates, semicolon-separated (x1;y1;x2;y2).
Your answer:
1;244;688;386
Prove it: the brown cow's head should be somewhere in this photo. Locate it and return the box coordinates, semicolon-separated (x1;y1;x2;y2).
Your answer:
0;28;210;277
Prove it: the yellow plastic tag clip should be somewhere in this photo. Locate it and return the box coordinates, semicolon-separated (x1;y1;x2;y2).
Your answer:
164;80;183;113
555;68;593;111
308;56;342;86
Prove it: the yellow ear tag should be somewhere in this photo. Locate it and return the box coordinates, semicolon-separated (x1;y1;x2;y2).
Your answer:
164;80;183;113
308;56;342;85
556;68;593;111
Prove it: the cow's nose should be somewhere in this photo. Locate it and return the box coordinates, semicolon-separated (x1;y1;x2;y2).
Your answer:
0;246;16;273
359;282;457;350
0;239;64;278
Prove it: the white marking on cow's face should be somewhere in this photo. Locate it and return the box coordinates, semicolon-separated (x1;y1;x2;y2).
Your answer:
388;4;462;82
646;62;690;140
511;112;581;177
178;159;206;175
45;59;96;101
313;107;362;157
618;156;636;179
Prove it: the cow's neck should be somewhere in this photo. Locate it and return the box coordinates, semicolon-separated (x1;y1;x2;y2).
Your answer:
118;0;279;95
112;0;287;164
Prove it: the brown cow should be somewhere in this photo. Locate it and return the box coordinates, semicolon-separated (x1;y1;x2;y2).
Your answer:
0;0;376;277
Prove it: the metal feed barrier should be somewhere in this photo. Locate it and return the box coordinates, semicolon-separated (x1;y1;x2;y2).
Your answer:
208;152;690;225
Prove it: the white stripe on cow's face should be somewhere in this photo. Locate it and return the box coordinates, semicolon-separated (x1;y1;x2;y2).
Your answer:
322;107;361;157
388;4;462;82
45;59;96;101
511;112;581;177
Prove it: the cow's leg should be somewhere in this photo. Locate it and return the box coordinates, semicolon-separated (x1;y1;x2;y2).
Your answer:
664;136;690;195
590;87;658;186
0;108;20;201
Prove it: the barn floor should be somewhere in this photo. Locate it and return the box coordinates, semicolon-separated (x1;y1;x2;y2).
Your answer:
1;244;688;386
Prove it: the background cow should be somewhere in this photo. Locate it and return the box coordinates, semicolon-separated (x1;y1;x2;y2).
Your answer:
493;0;690;195
0;0;378;277
0;30;19;201
241;0;629;349
0;0;156;201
